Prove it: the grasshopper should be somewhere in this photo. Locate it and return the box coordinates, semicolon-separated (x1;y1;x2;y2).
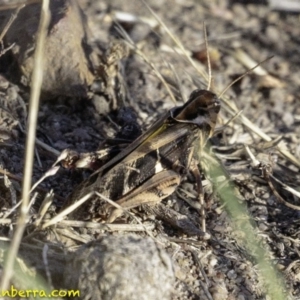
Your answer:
59;89;220;222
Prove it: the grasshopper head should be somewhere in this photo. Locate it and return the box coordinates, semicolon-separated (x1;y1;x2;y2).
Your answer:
170;89;220;138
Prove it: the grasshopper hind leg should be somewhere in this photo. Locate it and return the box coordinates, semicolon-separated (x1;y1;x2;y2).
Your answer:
106;170;181;223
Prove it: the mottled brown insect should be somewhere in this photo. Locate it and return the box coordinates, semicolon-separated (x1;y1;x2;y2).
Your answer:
60;89;220;222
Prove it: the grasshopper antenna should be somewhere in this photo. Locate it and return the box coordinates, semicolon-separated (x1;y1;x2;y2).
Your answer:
203;22;212;91
218;55;274;99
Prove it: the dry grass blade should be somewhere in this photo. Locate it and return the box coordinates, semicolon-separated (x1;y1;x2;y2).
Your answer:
41;192;95;229
245;145;260;167
30;166;60;193
32;137;60;156
233;48;268;75
282;181;300;199
265;172;300;210
2;198;22;219
0;0;50;291
56;228;91;244
20;124;60;156
34;191;55;227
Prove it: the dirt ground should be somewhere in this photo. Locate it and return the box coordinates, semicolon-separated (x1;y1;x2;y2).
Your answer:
0;0;300;299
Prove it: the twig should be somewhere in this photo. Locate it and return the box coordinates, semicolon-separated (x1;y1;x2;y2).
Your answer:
0;4;24;43
0;0;41;11
56;220;155;231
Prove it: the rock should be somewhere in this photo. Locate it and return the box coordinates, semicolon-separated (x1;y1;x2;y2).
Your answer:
5;0;98;98
64;235;175;300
